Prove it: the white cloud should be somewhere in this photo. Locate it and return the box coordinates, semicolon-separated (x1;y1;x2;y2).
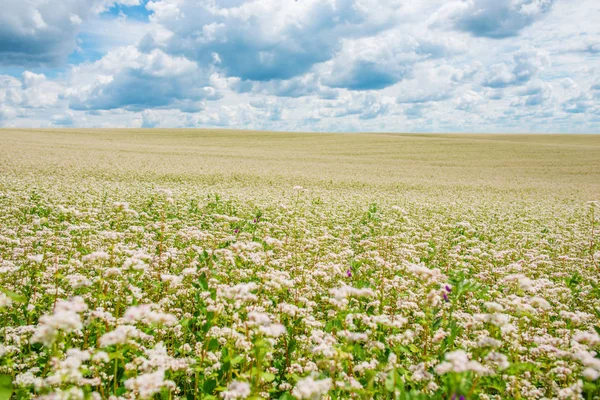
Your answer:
0;0;141;66
483;47;550;88
76;16;154;55
454;90;485;111
141;109;161;128
65;47;216;111
195;105;255;128
562;88;600;115
514;81;553;106
431;0;555;38
51;111;75;126
141;0;407;81
249;99;285;121
0;0;598;133
396;62;481;104
0;72;63;109
239;74;339;100
318;92;395;120
321;30;466;90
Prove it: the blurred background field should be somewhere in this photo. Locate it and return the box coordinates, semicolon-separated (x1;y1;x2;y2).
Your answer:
1;129;599;202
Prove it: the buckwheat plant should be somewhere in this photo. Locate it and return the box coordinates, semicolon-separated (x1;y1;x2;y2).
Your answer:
1;130;599;400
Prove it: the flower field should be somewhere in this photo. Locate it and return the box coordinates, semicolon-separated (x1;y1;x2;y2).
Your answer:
1;129;600;399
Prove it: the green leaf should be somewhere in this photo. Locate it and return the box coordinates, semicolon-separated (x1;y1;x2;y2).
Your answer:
221;361;231;373
408;344;419;354
231;355;244;366
0;288;26;303
507;362;536;374
262;372;276;382
384;372;393;393
207;338;219;351
203;379;217;394
199;273;209;291
385;370;402;392
484;381;506;393
0;375;13;400
395;345;411;355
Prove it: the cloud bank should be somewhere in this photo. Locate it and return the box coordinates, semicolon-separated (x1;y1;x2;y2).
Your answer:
0;0;598;132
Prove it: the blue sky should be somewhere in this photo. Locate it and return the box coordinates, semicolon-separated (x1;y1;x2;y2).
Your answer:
0;0;598;132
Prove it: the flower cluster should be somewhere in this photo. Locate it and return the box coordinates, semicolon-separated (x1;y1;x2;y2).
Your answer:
0;169;599;400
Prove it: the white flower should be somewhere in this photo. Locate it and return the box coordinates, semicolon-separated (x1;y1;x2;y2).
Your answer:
475;313;510;327
92;351;110;363
406;263;442;280
157;188;173;197
0;293;12;308
292;376;332;399
432;328;448;343
31;297;88;346
529;296;551;310
15;370;40;387
28;254;44;264
435;350;491;376
221;282;259;302
65;274;93;289
484;302;504;313
99;325;151;347
411;363;432;382
485;352;509;370
582;368;600;381
220;381;251;400
123;304;177;326
260;323;287;337
573;331;600;346
82;251;110;262
125;369;175;399
37;387;85;400
328;285;376;308
113;202;129;210
247;311;271;326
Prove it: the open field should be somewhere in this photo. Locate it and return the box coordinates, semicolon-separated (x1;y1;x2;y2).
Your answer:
2;129;600;196
1;129;600;399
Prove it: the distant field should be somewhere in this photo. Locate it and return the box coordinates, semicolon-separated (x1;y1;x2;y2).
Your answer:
1;129;599;399
2;129;599;198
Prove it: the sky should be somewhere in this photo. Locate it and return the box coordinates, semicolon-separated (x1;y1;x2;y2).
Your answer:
0;0;598;133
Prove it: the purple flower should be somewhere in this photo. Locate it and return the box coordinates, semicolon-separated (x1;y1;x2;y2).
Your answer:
234;229;239;233
445;285;452;293
443;292;449;302
346;269;352;277
460;396;466;400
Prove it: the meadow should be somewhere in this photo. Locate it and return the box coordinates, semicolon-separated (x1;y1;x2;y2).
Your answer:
0;129;599;400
